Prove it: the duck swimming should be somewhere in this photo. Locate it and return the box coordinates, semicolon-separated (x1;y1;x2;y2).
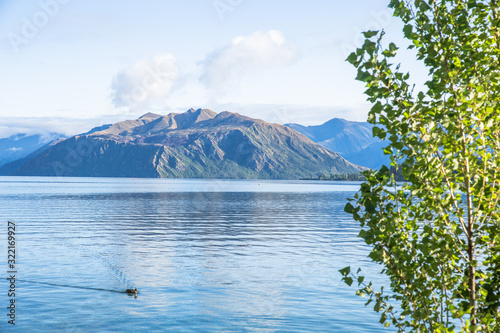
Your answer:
125;288;137;294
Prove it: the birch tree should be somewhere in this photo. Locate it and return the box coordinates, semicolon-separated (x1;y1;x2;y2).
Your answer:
341;0;500;331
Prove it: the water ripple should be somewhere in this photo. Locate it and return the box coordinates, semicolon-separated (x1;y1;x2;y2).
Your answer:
0;177;389;332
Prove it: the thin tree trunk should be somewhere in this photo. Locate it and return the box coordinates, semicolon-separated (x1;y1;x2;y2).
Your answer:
469;238;476;325
466;160;476;325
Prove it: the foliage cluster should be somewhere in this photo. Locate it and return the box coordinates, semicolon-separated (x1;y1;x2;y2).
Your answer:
341;0;500;331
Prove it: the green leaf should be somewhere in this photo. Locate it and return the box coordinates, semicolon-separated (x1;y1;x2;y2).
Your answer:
356;290;366;297
344;276;353;286
345;202;354;213
371;101;383;114
363;30;379;38
339;266;351;277
355;70;371;82
369;249;383;261
346;52;358;65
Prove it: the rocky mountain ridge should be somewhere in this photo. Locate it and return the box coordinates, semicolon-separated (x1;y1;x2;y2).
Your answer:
2;109;366;179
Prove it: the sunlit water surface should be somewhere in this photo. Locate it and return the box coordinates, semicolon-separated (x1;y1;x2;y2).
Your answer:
0;177;390;332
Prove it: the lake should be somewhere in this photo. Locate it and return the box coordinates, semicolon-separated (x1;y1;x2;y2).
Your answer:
0;177;390;332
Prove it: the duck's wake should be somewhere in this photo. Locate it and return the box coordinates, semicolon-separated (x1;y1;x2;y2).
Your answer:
17;279;137;294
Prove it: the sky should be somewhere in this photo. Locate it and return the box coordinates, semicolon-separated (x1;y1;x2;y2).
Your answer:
0;0;426;138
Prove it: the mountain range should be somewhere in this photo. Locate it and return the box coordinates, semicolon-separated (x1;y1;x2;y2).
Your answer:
0;109;366;179
0;133;64;168
285;118;389;169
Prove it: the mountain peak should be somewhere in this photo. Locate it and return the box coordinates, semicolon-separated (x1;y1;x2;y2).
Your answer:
139;112;162;120
285;117;389;169
169;108;217;129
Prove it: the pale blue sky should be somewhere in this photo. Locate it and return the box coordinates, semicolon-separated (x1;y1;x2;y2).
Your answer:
0;0;425;137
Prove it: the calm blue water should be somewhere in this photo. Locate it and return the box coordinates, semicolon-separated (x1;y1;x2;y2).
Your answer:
0;177;390;332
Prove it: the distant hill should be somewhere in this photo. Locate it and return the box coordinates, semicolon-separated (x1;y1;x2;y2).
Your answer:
0;133;64;168
343;141;390;170
286;118;389;169
3;109;366;179
0;138;66;176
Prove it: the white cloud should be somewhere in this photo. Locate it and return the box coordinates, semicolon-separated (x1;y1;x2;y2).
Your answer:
200;30;298;90
8;147;23;152
209;103;369;125
111;54;180;109
0;115;121;139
